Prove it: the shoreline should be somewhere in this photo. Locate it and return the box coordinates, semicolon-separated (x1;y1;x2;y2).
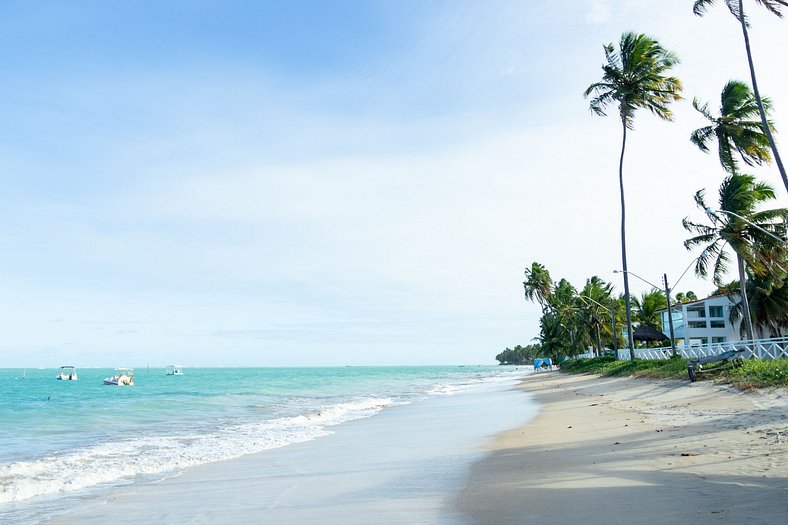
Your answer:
25;377;536;524
456;371;788;524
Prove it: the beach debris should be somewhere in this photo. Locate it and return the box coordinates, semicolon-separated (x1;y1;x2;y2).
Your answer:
680;452;699;456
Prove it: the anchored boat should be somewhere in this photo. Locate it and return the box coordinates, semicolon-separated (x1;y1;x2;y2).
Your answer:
103;368;134;386
56;366;78;381
165;364;184;376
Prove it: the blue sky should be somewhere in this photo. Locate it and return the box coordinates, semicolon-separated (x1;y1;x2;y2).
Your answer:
1;1;787;366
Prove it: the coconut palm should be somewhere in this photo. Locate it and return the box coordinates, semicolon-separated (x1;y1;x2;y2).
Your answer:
691;80;774;173
523;262;553;313
539;279;585;356
632;290;667;329
693;0;788;193
578;277;615;357
726;274;788;337
584;32;683;359
683;173;787;340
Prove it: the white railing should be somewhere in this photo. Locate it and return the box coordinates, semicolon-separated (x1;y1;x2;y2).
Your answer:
616;336;788;361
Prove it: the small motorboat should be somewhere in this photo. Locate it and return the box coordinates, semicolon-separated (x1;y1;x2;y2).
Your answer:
165;364;184;376
56;366;78;381
104;368;134;386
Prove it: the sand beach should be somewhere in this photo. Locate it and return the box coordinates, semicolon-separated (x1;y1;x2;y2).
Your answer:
457;372;788;524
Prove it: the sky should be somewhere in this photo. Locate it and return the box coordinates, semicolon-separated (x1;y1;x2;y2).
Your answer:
1;0;787;367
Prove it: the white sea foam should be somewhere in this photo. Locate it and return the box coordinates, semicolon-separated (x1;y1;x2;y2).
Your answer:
426;370;528;396
0;396;395;504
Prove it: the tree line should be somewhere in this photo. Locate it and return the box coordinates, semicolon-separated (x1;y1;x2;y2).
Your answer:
508;1;788;363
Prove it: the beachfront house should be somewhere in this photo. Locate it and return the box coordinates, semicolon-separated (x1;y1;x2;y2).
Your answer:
658;294;739;347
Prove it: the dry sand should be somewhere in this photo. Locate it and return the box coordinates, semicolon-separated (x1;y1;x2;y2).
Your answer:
457;372;788;525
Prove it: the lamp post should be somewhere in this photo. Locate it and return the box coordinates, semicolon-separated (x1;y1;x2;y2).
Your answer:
613;262;696;358
705;208;788;246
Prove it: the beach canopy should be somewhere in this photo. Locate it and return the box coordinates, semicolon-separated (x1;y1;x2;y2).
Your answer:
633;325;668;342
533;358;553;371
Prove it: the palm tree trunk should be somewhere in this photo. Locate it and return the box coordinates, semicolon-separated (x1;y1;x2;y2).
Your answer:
619;120;636;360
736;252;755;341
738;0;788;194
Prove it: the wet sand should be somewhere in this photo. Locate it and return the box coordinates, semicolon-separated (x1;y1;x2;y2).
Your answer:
457;371;788;524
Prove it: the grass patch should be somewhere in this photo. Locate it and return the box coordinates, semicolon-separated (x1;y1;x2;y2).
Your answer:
717;358;788;390
559;355;788;389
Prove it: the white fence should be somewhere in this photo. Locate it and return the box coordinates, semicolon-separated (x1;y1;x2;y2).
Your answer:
615;336;788;361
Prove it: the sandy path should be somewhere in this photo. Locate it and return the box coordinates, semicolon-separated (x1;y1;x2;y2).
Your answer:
457;372;787;524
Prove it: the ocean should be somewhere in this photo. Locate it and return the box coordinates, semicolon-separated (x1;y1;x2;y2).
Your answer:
0;365;530;521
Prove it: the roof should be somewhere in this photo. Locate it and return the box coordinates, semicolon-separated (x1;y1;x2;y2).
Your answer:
633;324;668;341
655;293;736;313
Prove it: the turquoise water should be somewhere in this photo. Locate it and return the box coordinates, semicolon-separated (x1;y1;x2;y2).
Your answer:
0;366;523;506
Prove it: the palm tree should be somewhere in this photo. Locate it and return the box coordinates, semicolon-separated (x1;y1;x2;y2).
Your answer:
584;32;683;360
632;290;667;328
683;173;787;340
727;274;788;337
523;262;553;313
578;277;615;357
539;279;584;357
690;80;774;173
693;0;788;193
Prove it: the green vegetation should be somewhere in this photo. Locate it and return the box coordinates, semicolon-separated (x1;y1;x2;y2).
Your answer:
684;174;787;339
495;344;545;365
721;357;788;388
523;264;628;359
505;8;788;371
560;355;788;389
691;80;774;174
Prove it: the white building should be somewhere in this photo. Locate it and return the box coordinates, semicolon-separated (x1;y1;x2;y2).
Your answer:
659;294;740;347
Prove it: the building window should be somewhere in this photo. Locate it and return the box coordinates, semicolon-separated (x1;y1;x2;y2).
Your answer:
689;321;707;329
687;305;706;318
708;306;723;318
710;320;726;328
712;337;726;344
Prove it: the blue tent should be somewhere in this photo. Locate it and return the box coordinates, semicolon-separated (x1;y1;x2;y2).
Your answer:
533;358;553;371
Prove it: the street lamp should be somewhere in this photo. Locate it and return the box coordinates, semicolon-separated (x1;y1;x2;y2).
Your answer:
613;262;696;357
704;207;788;245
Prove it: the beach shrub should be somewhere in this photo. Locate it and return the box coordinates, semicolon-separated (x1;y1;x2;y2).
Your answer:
559;355;788;389
718;357;788;389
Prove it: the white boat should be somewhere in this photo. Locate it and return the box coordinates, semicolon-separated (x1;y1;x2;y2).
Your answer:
165;365;184;376
104;368;134;386
56;366;78;381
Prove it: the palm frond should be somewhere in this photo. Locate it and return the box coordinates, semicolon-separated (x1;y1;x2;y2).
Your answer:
690;126;715;153
757;0;788;17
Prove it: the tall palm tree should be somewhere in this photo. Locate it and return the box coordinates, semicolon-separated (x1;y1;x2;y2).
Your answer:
691;80;774;173
584;32;683;360
683;173;787;340
693;0;788;193
523;262;553;313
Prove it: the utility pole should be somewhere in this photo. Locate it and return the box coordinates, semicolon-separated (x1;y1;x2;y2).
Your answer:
663;273;677;357
610;299;618;358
